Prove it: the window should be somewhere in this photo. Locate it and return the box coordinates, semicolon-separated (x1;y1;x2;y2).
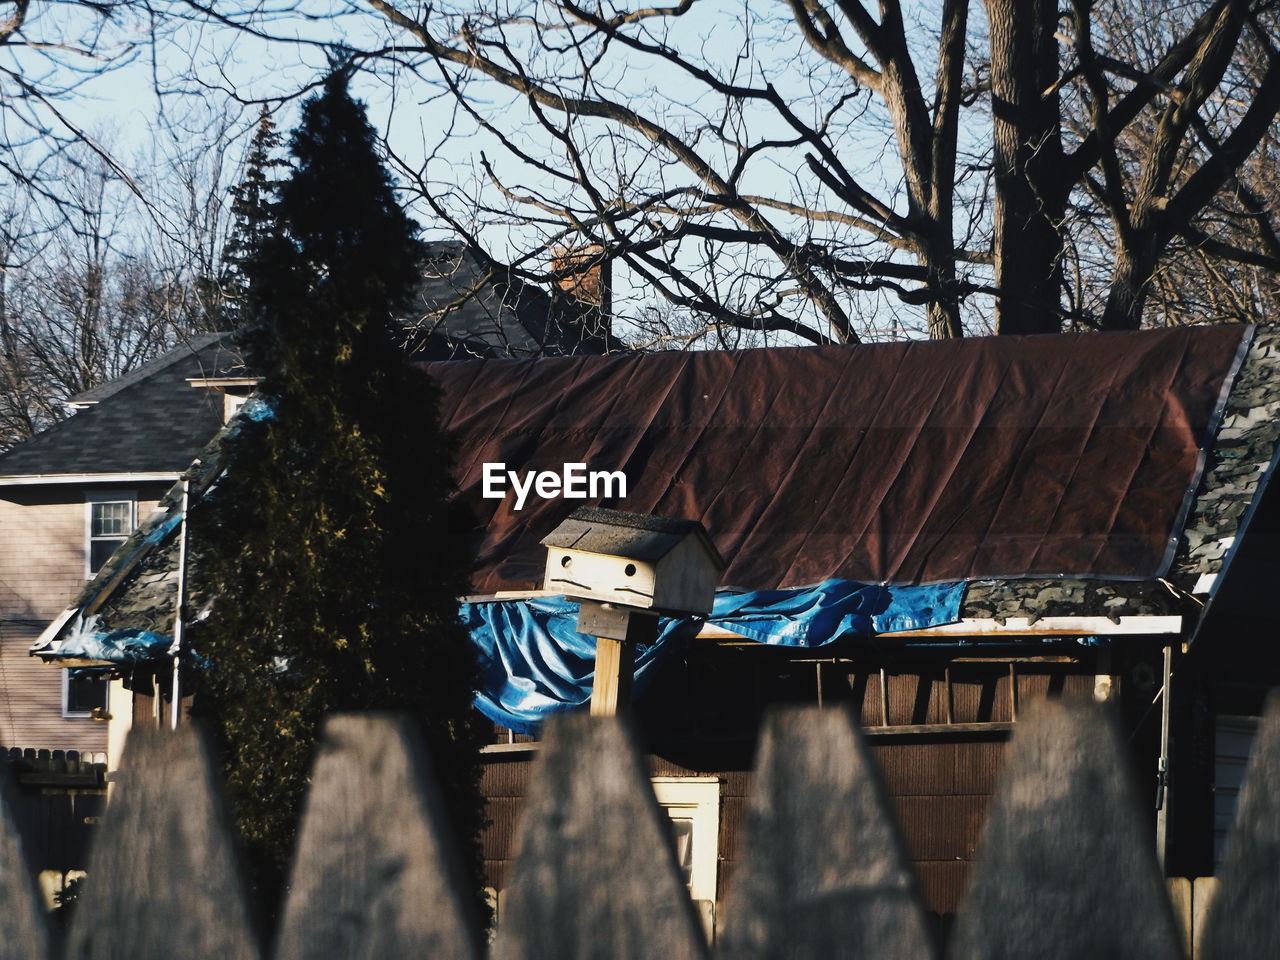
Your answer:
652;777;720;942
86;492;135;576
224;393;249;422
1214;714;1259;869
63;668;109;718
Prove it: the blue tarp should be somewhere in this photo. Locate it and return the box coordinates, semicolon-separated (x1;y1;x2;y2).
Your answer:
48;576;964;735
465;579;965;734
52;615;174;664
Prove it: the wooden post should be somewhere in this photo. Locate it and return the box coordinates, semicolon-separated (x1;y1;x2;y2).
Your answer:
275;715;482;960
63;724;260;960
493;713;707;960
579;603;656;717
717;705;936;959
1200;692;1280;960
0;752;50;960
590;638;635;718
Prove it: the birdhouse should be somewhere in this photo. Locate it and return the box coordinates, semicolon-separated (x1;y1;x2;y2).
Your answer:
541;507;725;617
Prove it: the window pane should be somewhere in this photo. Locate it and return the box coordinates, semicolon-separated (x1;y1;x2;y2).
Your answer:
91;501;131;537
668;817;694;885
66;672;109;714
90;538;124;573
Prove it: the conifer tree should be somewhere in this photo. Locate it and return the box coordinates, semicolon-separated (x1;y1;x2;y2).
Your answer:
189;69;485;916
218;107;286;328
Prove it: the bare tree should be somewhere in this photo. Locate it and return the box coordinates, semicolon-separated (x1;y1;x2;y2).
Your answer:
260;0;1280;340
7;2;1273;348
0;123;247;451
1060;0;1280;328
0;0;164;240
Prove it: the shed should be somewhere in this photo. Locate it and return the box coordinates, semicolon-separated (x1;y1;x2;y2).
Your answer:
29;324;1280;924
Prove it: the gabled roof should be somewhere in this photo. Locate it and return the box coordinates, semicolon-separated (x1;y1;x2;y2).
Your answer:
1;251;610;485
430;325;1258;596
0;336;241;482
401;243;613;359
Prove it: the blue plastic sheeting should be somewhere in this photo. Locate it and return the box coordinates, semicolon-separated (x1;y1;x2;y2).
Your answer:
52;614;174;664
465;579;965;734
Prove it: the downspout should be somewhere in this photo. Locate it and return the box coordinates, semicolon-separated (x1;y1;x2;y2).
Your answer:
169;471;193;730
1155;642;1173;869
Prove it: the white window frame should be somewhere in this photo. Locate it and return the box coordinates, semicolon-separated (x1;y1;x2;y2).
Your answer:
652;776;721;942
62;668;110;719
84;490;136;579
1214;713;1260;870
224;393;249;423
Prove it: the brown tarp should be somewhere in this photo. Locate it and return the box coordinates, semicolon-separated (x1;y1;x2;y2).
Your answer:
425;326;1248;593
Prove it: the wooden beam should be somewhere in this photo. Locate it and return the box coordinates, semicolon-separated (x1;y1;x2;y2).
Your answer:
697;614;1183;640
480;742;542;755
863;721;1015;738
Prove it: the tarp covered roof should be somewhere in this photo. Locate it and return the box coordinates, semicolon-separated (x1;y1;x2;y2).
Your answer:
431;325;1250;592
33;324;1280;667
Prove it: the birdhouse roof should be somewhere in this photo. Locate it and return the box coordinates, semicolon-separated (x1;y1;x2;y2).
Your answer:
541;507;725;568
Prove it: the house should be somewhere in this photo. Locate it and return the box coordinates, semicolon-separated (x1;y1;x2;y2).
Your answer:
403;242;618;359
0;333;243;760
0;250;613;760
29;323;1280;939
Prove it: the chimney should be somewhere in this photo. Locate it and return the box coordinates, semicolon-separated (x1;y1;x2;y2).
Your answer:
551;245;613;351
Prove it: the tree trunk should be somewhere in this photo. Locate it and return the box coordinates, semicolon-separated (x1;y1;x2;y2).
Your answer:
986;0;1065;334
1103;235;1162;330
925;238;964;339
926;296;963;340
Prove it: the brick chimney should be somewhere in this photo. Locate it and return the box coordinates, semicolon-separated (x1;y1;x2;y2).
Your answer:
551;245;613;351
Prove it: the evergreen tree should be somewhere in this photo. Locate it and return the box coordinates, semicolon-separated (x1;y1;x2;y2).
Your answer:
189;70;485;918
218;107;287;328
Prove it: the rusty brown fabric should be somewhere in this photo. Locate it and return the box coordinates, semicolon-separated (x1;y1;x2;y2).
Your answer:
424;326;1248;593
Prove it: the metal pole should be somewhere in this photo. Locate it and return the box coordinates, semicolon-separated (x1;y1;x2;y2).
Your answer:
1155;642;1173;869
169;475;192;730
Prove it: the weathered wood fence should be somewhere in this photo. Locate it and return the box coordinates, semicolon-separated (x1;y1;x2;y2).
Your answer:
0;749;106;887
2;697;1279;960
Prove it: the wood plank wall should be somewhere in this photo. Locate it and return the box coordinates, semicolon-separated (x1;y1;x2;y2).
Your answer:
479;660;1097;917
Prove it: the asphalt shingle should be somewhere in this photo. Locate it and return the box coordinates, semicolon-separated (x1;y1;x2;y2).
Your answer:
0;337;240;478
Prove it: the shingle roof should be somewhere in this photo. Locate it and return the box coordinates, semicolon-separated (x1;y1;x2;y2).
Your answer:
400;243;613;359
66;333;233;406
0;336;240;479
1;247;606;483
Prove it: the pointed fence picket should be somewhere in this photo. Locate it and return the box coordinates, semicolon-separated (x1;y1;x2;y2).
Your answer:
2;697;1279;960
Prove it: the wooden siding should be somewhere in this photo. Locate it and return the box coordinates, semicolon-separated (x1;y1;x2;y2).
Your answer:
478;660;1097;918
0;484;165;752
0;623;108;753
0;491;89;623
0;486;167;623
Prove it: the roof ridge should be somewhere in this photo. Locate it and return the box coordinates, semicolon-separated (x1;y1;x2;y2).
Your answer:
67;333;231;406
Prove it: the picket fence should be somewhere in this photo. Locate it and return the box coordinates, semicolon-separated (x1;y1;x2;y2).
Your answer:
1;698;1278;960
